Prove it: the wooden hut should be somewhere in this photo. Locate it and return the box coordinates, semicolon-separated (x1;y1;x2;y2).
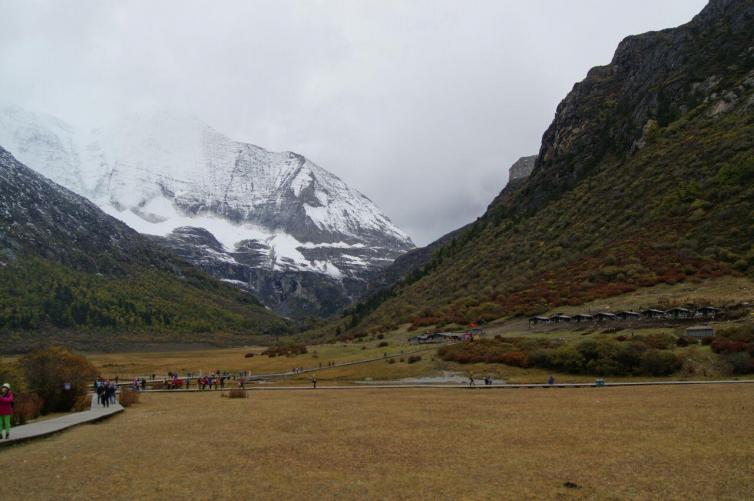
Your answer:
666;307;693;319
615;311;641;320
686;325;714;339
528;316;551;326
594;312;617;322
549;314;572;323
695;306;721;319
641;309;665;319
573;314;594;322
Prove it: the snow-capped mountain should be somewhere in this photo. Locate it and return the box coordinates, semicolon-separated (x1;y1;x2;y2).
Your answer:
0;106;414;317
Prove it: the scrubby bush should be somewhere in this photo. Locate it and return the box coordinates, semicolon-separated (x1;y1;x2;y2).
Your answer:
499;351;532;368
12;393;44;426
377;341;389;348
262;343;308;358
723;352;754;374
438;335;685;376
19;347;98;413
407;355;422;364
711;338;749;354
72;394;92;412
640;349;682;376
118;389;140;407
227;389;248;398
640;332;677;350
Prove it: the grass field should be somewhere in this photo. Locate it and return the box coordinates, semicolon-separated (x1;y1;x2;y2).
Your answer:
0;385;752;499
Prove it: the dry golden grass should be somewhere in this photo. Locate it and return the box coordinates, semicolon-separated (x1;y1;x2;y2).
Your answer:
86;331;418;375
0;385;752;500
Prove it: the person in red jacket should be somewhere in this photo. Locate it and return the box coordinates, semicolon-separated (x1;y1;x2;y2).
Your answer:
0;383;14;439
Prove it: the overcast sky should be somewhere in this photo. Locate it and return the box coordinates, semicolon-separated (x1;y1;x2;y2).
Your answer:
0;0;706;245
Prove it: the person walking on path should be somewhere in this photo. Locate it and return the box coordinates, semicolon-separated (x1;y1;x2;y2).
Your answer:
0;383;14;439
312;376;317;389
96;381;106;406
547;375;555;385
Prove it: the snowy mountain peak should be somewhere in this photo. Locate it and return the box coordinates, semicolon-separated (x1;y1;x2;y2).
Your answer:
0;107;413;296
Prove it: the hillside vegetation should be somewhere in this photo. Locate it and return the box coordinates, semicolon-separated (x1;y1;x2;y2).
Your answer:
343;0;754;336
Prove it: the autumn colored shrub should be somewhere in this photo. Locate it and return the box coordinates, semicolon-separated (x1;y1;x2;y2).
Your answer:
72;393;92;411
262;343;308;357
710;338;748;354
19;347;98;413
499;351;531;368
11;393;44;426
227;389;248;398
118;389;140;407
407;355;422;364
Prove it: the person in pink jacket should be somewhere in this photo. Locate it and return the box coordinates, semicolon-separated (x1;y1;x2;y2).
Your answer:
0;383;14;439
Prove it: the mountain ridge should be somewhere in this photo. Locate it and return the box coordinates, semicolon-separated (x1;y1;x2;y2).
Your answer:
339;0;754;336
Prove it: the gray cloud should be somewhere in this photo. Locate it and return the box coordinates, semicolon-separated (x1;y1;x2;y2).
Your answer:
0;0;706;245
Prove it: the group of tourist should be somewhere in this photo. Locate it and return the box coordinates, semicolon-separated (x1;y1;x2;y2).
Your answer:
131;378;147;391
94;378;118;407
190;375;228;390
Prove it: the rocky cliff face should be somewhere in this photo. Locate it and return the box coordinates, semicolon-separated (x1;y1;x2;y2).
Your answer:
517;0;754;212
0;109;414;318
508;155;536;181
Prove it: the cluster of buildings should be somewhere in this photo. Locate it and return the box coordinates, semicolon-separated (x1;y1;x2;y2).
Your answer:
408;330;478;345
528;306;721;326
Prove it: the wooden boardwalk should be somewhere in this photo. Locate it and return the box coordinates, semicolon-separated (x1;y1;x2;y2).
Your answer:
141;379;754;393
0;394;123;447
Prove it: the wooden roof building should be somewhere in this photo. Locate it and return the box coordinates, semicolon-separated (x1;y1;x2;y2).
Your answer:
528;316;551;325
595;312;617;321
641;309;665;319
695;306;721;318
549;314;572;323
616;311;641;320
666;307;693;319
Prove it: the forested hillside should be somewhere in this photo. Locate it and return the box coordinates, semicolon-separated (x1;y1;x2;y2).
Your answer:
344;0;754;335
